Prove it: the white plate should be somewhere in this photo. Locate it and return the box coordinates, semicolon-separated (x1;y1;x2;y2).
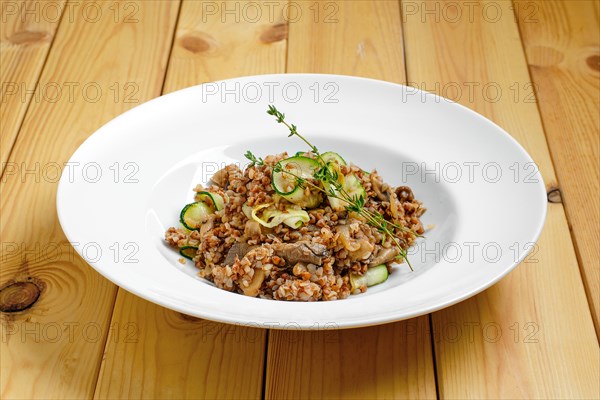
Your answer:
57;74;546;329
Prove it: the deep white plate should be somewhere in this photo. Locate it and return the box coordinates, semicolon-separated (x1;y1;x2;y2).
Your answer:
57;74;546;329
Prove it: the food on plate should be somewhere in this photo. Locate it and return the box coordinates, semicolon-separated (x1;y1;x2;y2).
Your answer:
165;106;425;301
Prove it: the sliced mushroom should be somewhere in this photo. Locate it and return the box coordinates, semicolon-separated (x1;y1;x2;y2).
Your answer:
244;220;262;238
337;225;360;251
337;224;375;261
395;186;414;202
349;239;375;261
371;176;388;201
389;192;400;220
200;215;215;237
241;268;265;297
368;247;400;267
223;242;256;266
210;167;228;187
272;241;328;265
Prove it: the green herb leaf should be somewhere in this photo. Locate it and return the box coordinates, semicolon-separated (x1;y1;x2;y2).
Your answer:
265;105;416;270
244;151;264;167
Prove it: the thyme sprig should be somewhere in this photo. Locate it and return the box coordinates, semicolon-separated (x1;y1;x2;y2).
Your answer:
267;105;325;164
245;105;416;270
244;150;264;167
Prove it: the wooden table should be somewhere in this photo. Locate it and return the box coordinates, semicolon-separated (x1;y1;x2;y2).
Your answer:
1;1;598;398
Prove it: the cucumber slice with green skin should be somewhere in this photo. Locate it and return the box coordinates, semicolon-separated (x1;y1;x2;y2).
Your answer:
342;174;365;199
294;151;306;157
272;156;322;208
272;156;320;194
327;188;345;211
197;191;225;211
349;264;389;291
321;151;347;165
328;174;366;211
180;201;212;230
180;246;198;260
283;186;322;209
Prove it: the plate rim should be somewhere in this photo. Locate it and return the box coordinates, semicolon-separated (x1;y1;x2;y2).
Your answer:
57;73;548;329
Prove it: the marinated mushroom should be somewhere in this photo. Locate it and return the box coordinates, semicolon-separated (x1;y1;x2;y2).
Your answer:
337;224;375;261
371;175;388;202
368;247;400;267
199;214;215;237
244;220;262;238
395;186;414;202
349;240;375;261
224;242;256;266
337;224;360;251
242;268;265;297
210;167;228;187
272;241;328;265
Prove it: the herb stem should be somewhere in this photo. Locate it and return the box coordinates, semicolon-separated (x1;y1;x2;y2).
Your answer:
260;105;416;269
274;164;414;270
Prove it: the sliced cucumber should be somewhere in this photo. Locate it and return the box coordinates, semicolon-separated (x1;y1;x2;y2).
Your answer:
272;156;322;208
272;156;319;194
180;201;212;230
349;264;389;291
328;174;366;211
284;186;322;208
180;246;199;260
251;203;310;229
197;191;225;211
321;151;347;165
342;174;365;199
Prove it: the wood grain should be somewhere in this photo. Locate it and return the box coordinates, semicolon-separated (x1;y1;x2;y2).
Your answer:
0;1;179;398
516;0;600;336
267;318;436;399
3;0;597;398
94;291;267;399
0;0;66;173
286;0;405;80
93;1;288;398
165;0;288;88
266;2;437;399
402;0;599;397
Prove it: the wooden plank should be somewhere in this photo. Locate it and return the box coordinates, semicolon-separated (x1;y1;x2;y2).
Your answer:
516;0;600;336
0;1;179;399
0;0;65;173
93;1;288;398
286;0;405;79
94;291;267;399
266;2;437;399
267;318;436;399
164;0;288;87
402;0;599;397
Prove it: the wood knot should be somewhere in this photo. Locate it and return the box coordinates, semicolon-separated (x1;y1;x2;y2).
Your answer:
527;45;564;68
0;281;41;312
586;54;599;71
260;23;288;44
547;187;562;203
8;31;50;45
180;33;214;54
